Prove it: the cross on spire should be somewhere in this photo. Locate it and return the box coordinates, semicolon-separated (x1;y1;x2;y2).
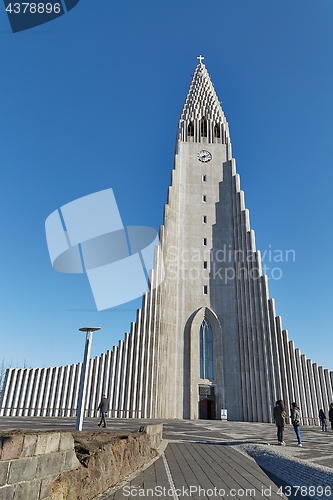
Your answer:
197;55;204;64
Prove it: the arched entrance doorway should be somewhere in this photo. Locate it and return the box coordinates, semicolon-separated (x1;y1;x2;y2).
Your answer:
184;306;223;420
199;385;216;419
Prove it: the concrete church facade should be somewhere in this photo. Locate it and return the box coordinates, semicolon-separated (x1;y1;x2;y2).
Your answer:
1;59;333;422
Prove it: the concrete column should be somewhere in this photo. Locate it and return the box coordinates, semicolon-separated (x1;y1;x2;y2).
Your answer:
260;277;276;421
133;310;143;417
11;369;24;417
63;365;75;417
53;366;64;417
35;368;47;417
313;363;323;425
59;365;70;417
88;357;99;417
108;348;117;417
288;341;300;408
95;353;106;418
16;369;29;417
329;371;333;403
275;317;289;411
324;369;333;408
118;333;129;417
137;297;148;418
41;368;52;417
3;369;17;416
130;316;141;418
23;369;35;416
306;359;318;424
142;291;153;418
72;364;81;417
301;355;312;425
233;200;248;421
103;350;112;402
257;276;273;422
268;299;283;402
29;369;41;417
294;349;308;423
246;251;263;421
233;184;249;421
282;330;294;412
318;366;329;414
251;251;269;422
124;329;135;417
47;367;57;416
148;266;160;418
113;342;123;417
151;245;164;419
240;211;256;421
84;358;94;417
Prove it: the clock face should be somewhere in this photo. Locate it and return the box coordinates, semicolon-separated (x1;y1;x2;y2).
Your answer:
197;150;212;162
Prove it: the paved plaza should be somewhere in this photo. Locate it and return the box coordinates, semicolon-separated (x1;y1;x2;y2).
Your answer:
1;418;333;499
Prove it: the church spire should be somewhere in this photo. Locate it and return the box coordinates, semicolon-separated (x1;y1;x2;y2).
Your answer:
178;58;231;146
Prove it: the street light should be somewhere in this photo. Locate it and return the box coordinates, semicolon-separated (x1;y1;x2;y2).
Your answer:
75;327;101;431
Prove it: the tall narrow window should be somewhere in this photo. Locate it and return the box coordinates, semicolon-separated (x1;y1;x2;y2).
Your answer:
200;117;207;137
214;123;221;138
188;122;194;137
203;285;208;295
203;216;207;224
202;195;206;202
202;175;206;182
203;238;207;246
200;318;214;380
203;261;208;269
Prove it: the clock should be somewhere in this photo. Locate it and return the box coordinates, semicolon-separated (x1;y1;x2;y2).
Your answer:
197;150;212;162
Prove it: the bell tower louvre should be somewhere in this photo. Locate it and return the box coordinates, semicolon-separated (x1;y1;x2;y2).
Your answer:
1;58;333;423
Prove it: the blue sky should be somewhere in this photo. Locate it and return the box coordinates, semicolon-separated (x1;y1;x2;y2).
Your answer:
1;0;333;371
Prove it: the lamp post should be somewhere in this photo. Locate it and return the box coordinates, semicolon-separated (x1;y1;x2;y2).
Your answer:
76;327;101;431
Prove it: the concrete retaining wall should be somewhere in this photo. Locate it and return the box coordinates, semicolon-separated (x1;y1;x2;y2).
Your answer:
0;424;163;500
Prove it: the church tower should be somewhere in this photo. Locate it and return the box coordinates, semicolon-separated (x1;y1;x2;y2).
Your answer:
155;57;275;421
2;58;333;423
152;57;333;421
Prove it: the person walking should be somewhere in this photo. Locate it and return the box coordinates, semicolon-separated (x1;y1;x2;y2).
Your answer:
273;400;287;445
329;403;333;431
319;409;328;431
97;394;109;428
290;402;302;447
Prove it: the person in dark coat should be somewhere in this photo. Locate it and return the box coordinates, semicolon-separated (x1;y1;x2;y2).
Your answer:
290;402;302;447
97;394;109;428
319;409;327;431
329;403;333;431
273;399;286;445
